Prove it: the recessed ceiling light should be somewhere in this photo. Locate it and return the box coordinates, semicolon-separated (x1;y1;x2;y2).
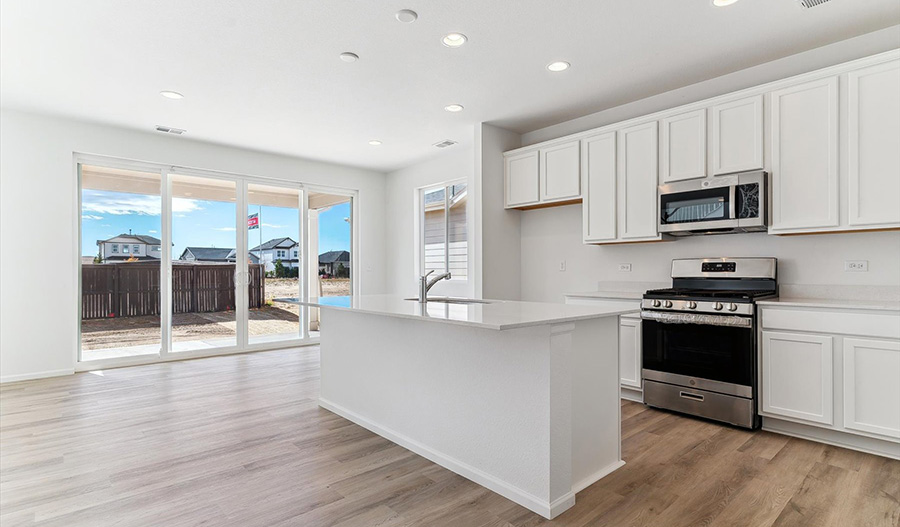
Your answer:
159;90;184;99
444;104;464;112
339;52;359;63
442;33;467;48
712;0;740;5
368;140;382;146
395;9;418;23
547;61;570;72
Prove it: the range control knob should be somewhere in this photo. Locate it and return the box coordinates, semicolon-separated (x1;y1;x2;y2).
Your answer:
728;303;739;312
652;299;661;308
664;300;674;308
687;301;697;309
714;302;724;311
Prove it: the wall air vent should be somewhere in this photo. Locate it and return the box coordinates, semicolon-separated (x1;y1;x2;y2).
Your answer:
155;125;186;135
797;0;831;8
433;139;458;148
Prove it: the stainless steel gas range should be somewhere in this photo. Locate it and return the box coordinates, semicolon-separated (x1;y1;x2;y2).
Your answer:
640;257;777;429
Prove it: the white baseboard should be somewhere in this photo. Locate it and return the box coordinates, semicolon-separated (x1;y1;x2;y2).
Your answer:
319;397;569;519
572;459;626;494
763;417;900;460
0;368;74;384
620;386;643;403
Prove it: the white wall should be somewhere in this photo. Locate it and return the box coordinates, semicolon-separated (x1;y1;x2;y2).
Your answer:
384;144;475;298
0;108;386;382
475;123;522;300
520;204;900;303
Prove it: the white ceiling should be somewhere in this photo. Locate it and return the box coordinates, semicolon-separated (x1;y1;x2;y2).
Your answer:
2;0;898;172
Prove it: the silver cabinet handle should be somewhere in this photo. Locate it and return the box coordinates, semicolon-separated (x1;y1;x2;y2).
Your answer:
679;391;704;402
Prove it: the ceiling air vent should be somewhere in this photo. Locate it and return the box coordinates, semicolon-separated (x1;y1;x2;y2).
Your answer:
155;125;186;135
797;0;831;8
433;139;458;149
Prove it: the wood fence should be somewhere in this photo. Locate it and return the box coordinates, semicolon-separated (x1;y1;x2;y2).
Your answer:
82;262;265;319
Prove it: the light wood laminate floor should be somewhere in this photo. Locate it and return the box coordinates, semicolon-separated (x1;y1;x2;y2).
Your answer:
1;347;898;527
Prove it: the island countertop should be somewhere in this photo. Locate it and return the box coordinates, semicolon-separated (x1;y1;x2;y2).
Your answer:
275;294;636;330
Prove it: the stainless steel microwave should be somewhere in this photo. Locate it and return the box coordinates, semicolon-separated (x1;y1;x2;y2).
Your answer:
658;171;766;236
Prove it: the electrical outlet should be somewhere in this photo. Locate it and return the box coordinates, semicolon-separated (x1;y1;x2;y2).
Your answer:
559;261;566;272
618;263;632;272
844;260;869;272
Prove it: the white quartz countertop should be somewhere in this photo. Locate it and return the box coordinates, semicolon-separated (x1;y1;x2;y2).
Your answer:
757;297;900;312
565;281;667;301
275;295;636;330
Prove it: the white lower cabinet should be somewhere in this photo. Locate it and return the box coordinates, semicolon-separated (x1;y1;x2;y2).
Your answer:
618;315;642;390
759;304;900;457
843;338;900;439
761;331;834;425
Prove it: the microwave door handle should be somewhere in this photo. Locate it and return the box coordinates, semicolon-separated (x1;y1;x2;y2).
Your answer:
728;184;736;221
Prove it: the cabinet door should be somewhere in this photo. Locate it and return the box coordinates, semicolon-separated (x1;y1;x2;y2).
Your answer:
761;331;834;425
619;317;642;389
541;140;581;202
617;121;659;240
847;61;900;228
582;132;617;242
770;77;839;232
505;150;540;208
660;109;706;183
843;338;900;439
711;95;763;175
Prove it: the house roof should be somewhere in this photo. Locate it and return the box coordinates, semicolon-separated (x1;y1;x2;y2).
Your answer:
98;234;161;245
250;237;297;251
319;250;350;264
104;255;160;261
180;247;260;264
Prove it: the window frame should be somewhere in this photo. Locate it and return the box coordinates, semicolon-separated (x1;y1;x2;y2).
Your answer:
418;179;467;283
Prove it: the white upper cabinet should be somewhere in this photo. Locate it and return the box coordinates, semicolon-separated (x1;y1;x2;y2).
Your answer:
541;140;581;202
618;121;660;240
711;95;763;175
769;77;839;233
660;109;706;183
843;337;900;439
847;61;900;229
582;132;617;243
505;150;540;208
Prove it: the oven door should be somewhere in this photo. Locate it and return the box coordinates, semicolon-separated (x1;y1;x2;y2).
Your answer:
641;311;755;395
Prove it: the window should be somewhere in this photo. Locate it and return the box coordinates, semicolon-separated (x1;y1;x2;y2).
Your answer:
276;250;285;258
151;245;160;252
133;245;140;253
293;250;298;258
419;181;467;280
111;244;118;253
122;245;129;253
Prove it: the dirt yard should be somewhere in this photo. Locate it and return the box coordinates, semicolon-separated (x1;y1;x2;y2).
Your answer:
81;278;351;351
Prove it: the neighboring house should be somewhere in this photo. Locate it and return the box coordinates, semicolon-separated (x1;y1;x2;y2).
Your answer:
319;250;350;276
96;234;162;262
179;247;260;264
250;237;300;272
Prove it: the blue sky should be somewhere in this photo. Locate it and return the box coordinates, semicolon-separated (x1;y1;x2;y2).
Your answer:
81;189;350;257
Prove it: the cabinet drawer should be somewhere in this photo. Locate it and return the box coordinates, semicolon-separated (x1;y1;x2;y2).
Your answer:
761;308;900;339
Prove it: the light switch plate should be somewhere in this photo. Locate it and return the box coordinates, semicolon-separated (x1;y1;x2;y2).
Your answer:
618;263;632;272
844;260;868;272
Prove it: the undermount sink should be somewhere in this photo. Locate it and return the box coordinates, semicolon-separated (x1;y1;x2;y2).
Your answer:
403;297;497;305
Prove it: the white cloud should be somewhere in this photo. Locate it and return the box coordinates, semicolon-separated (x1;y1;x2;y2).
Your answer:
262;223;286;228
82;214;103;220
148;230;158;234
82;191;203;216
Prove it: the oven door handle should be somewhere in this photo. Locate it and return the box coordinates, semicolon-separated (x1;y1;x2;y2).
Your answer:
640;310;752;328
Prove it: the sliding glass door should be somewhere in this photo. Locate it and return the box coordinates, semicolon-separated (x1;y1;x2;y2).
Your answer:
246;182;304;345
78;156;340;366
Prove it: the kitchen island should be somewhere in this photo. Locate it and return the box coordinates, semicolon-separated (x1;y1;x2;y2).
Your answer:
275;295;634;519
